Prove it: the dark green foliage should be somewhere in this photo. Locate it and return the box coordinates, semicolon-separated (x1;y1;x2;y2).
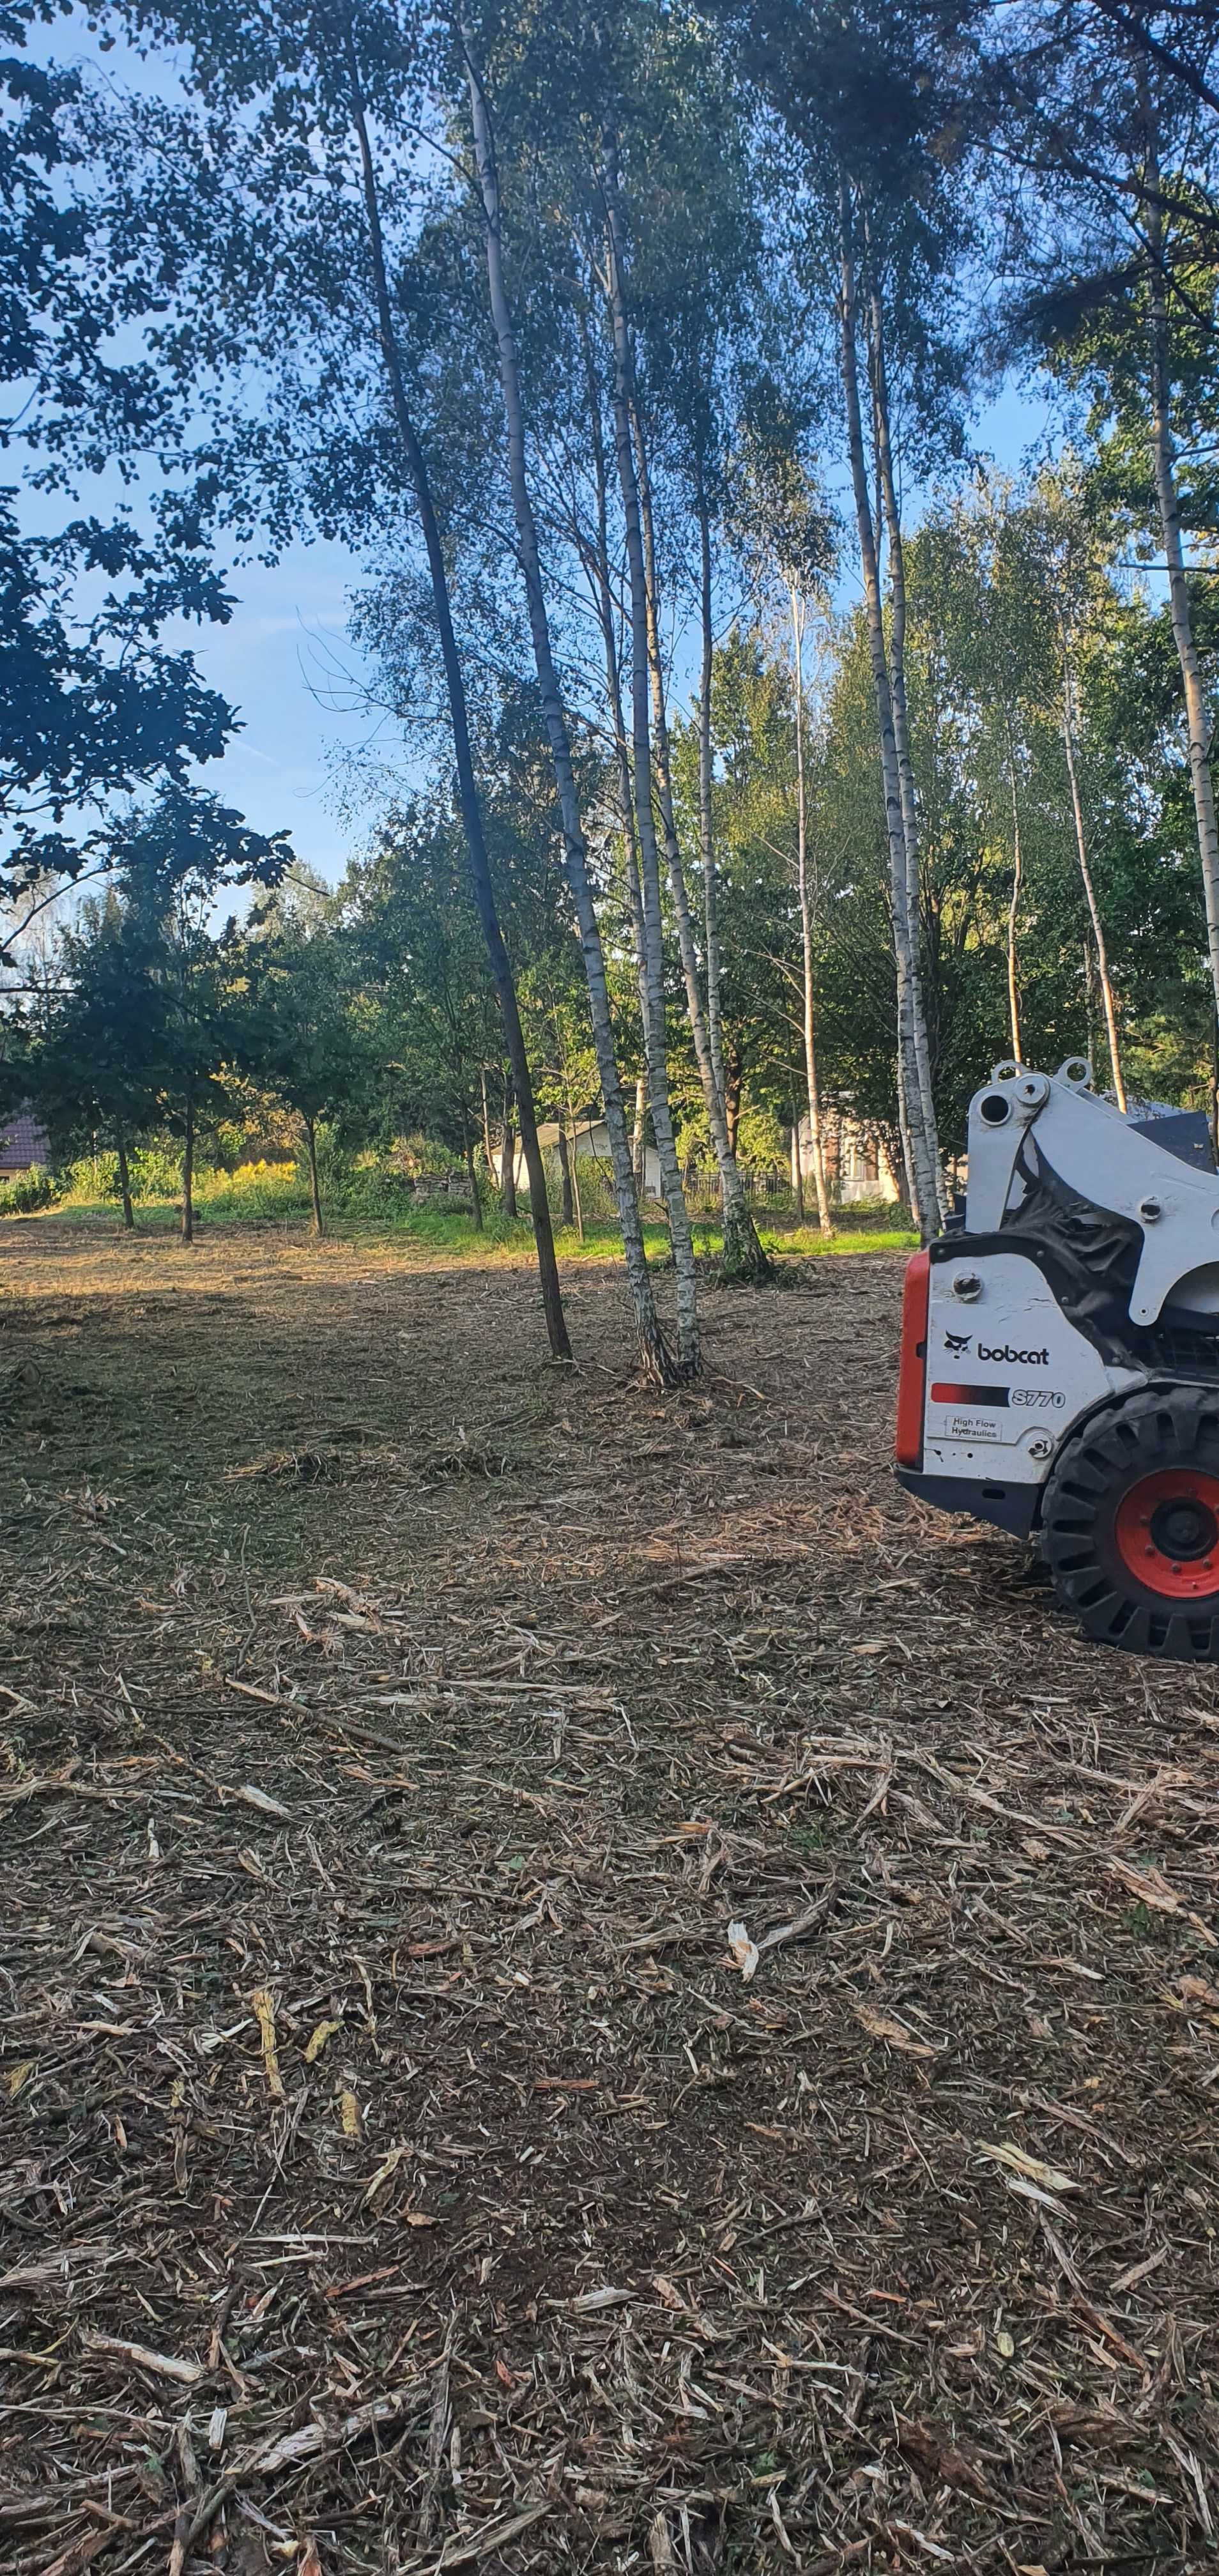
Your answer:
0;6;241;896
0;1163;56;1213
29;786;290;1230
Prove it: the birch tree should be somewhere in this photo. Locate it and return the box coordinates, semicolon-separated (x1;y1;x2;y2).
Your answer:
837;181;941;1231
109;0;572;1361
594;33;775;1282
1142;86;1219;1023
716;0;973;1230
460;24;681;1379
730;423;836;1234
566;317;656;1218
630;397;770;1282
862;245;949;1220
602;121;701;1372
790;592;833;1234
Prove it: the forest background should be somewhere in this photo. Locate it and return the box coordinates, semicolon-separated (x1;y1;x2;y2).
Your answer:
3;0;1219;1379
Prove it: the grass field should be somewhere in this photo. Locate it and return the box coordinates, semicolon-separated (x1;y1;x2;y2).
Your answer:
2;1216;1218;2573
38;1170;919;1265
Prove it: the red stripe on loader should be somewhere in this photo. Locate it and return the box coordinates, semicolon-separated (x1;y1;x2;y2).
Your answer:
895;1250;930;1469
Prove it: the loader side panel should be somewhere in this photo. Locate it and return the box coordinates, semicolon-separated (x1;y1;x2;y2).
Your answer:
923;1246;1128;1489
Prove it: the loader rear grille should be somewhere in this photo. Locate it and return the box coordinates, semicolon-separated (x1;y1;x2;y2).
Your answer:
1139;1325;1219;1379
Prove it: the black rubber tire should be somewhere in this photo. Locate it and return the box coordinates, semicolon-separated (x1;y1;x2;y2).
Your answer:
1041;1384;1219;1661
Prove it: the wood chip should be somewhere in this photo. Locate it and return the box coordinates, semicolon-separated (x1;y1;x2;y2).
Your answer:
977;2141;1078;2195
304;2017;342;2062
726;1919;760;1981
855;2005;939;2058
250;1985;286;2100
81;2331;203;2386
429;2499;551;2566
227;1782;293;1818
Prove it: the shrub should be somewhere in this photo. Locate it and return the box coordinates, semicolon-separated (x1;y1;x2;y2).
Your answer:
0;1164;59;1214
191;1161;304;1220
62;1145;183;1204
63;1154;119;1200
289;1130;430;1218
44;1131;475;1227
330;1155;417;1218
130;1144;189;1200
673;1108;712;1170
391;1130;462;1177
734;1102;786;1170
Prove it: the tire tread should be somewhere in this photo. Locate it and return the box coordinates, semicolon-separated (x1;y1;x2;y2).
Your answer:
1042;1386;1219;1663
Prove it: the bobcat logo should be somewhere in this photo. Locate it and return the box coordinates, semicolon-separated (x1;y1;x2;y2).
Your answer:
943;1330;972;1356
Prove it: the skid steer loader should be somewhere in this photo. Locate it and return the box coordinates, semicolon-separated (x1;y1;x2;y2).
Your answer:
895;1057;1219;1660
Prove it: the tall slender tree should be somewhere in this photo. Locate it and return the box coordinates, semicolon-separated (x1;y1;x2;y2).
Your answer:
789;590;833;1234
1142;84;1219;1022
110;0;571;1359
837;180;940;1229
460;24;679;1378
601;117;702;1368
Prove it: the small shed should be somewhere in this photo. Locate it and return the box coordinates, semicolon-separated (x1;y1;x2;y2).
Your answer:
493;1117;662;1199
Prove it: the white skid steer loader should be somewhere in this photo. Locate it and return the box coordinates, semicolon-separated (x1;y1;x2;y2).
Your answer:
895;1057;1219;1660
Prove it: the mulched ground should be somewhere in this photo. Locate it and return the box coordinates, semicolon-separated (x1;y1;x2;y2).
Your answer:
3;1218;1219;2576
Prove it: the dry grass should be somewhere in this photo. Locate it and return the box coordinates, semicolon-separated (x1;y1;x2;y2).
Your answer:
2;1215;1218;2575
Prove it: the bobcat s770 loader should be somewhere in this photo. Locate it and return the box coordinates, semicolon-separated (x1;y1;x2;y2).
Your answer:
895;1057;1219;1661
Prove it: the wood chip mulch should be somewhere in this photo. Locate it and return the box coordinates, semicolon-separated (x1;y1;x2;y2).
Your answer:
2;1219;1218;2573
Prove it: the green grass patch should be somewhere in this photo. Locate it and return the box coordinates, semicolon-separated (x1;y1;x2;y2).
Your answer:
762;1220;918;1257
19;1166;917;1264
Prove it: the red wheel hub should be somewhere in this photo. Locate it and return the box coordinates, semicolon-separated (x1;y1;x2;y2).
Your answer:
1115;1468;1219;1599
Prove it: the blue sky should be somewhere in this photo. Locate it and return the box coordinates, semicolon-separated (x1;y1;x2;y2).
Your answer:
165;535;376;883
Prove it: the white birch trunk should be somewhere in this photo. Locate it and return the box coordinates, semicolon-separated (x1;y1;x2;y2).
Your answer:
865;264;947;1223
696;480;726;1110
1061;658;1126;1109
836;176;938;1237
631;404;768;1278
602;123;700;1372
578;332;655;1089
343;22;571;1362
463;45;674;1377
790;588;832;1236
1144;119;1219;1023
